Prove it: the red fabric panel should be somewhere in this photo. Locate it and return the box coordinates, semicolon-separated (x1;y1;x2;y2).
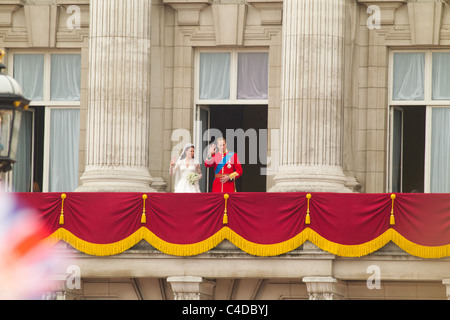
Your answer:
310;193;391;245
17;192;143;244
147;193;224;244
394;193;450;246
62;192;142;244
17;193;61;238
13;192;450;250
227;192;306;244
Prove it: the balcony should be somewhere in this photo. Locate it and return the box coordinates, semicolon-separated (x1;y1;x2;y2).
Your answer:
14;191;450;258
4;191;450;299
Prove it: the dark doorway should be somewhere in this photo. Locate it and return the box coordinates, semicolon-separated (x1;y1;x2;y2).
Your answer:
391;106;425;193
208;105;268;192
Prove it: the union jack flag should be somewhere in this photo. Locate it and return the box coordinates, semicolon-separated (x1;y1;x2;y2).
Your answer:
0;192;62;299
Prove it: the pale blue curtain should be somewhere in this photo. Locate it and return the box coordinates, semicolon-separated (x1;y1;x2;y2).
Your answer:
393;53;424;101
237;52;269;100
12;111;33;192
199;53;230;100
51;54;81;101
49;109;80;192
430;108;450;193
13;54;44;101
432;52;450;100
0;110;13;158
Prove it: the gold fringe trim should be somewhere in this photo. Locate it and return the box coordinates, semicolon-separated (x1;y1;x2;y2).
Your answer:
45;228;146;256
390;229;450;259
306;228;391;258
222;227;309;257
43;227;224;257
43;227;450;258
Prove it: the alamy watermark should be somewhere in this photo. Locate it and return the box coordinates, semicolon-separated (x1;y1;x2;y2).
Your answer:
66;265;81;290
366;5;381;30
66;5;81;30
52;265;81;290
171;122;279;175
366;265;381;290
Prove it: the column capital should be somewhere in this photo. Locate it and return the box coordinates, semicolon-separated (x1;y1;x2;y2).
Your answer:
167;276;216;300
303;277;346;300
443;279;450;300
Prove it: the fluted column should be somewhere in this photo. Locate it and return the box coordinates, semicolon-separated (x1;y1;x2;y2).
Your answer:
270;0;351;192
77;0;156;192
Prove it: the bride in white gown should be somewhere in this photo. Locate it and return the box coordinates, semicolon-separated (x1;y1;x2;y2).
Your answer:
169;143;202;193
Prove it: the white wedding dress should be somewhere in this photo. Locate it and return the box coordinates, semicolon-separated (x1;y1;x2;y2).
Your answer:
171;160;202;193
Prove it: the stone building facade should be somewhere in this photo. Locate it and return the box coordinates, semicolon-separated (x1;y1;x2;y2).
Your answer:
1;0;450;300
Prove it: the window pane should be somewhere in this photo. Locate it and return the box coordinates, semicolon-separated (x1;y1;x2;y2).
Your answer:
51;54;81;101
393;53;424;101
12;111;33;192
432;52;450;100
430;108;450;192
0;110;14;157
14;54;44;101
391;108;402;192
237;52;269;100
391;106;425;193
49;109;80;192
199;53;230;100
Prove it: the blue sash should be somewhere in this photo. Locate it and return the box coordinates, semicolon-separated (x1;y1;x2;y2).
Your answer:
215;152;234;174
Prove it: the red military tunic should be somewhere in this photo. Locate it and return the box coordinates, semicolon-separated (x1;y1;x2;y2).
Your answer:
205;151;243;193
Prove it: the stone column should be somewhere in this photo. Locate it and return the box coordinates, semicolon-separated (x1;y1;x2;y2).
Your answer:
270;0;352;193
443;279;450;300
77;0;156;192
167;276;216;300
303;277;346;300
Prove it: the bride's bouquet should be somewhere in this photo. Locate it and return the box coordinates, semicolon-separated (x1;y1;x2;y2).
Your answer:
187;172;200;185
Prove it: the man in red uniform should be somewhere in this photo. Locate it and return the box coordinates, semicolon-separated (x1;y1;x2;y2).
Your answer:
205;137;243;193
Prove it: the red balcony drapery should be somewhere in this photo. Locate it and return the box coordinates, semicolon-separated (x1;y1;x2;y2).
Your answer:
16;192;450;258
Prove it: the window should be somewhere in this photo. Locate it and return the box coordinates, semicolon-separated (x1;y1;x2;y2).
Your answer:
392;52;424;101
196;50;269;104
6;51;81;192
389;50;450;193
199;52;230;100
47;108;80;191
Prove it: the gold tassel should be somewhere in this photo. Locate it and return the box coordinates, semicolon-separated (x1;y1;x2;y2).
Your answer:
59;193;66;225
141;194;147;224
305;193;311;225
223;194;229;225
223;213;228;225
390;194;396;225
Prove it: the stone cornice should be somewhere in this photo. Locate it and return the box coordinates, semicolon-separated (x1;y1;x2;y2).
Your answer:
247;0;283;25
163;0;211;26
0;1;25;27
